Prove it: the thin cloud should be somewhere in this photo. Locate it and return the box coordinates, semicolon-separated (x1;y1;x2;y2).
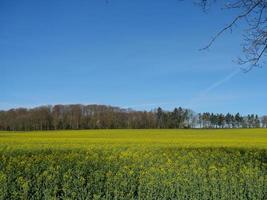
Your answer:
122;102;173;109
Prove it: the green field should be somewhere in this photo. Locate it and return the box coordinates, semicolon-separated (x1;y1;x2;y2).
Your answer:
0;129;266;199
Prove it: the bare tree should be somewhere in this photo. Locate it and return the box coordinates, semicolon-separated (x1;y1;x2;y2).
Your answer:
262;115;267;127
197;0;267;71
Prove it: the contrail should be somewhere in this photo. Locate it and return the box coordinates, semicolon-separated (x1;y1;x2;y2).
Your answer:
123;69;241;110
186;68;241;108
201;69;240;95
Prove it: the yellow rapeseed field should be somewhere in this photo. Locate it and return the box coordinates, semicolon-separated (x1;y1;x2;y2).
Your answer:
0;129;266;150
0;129;266;199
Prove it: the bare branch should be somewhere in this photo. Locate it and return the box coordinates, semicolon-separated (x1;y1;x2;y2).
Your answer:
200;1;262;50
197;0;267;70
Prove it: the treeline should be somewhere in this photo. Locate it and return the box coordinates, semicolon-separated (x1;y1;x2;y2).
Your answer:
0;104;266;131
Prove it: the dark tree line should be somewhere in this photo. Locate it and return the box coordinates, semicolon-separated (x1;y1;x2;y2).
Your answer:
198;112;264;128
0;104;266;131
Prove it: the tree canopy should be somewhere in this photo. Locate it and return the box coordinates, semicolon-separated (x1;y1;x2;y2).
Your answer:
0;104;265;131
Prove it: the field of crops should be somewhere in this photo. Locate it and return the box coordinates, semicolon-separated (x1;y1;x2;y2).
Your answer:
0;129;266;199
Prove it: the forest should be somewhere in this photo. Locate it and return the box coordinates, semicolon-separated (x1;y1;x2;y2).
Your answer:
0;104;266;131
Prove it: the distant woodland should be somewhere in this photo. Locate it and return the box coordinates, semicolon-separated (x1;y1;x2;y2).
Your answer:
0;104;266;131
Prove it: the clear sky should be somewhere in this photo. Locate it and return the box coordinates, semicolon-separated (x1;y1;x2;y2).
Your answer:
1;0;266;115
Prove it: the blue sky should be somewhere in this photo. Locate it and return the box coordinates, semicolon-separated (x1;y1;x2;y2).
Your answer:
1;0;266;115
